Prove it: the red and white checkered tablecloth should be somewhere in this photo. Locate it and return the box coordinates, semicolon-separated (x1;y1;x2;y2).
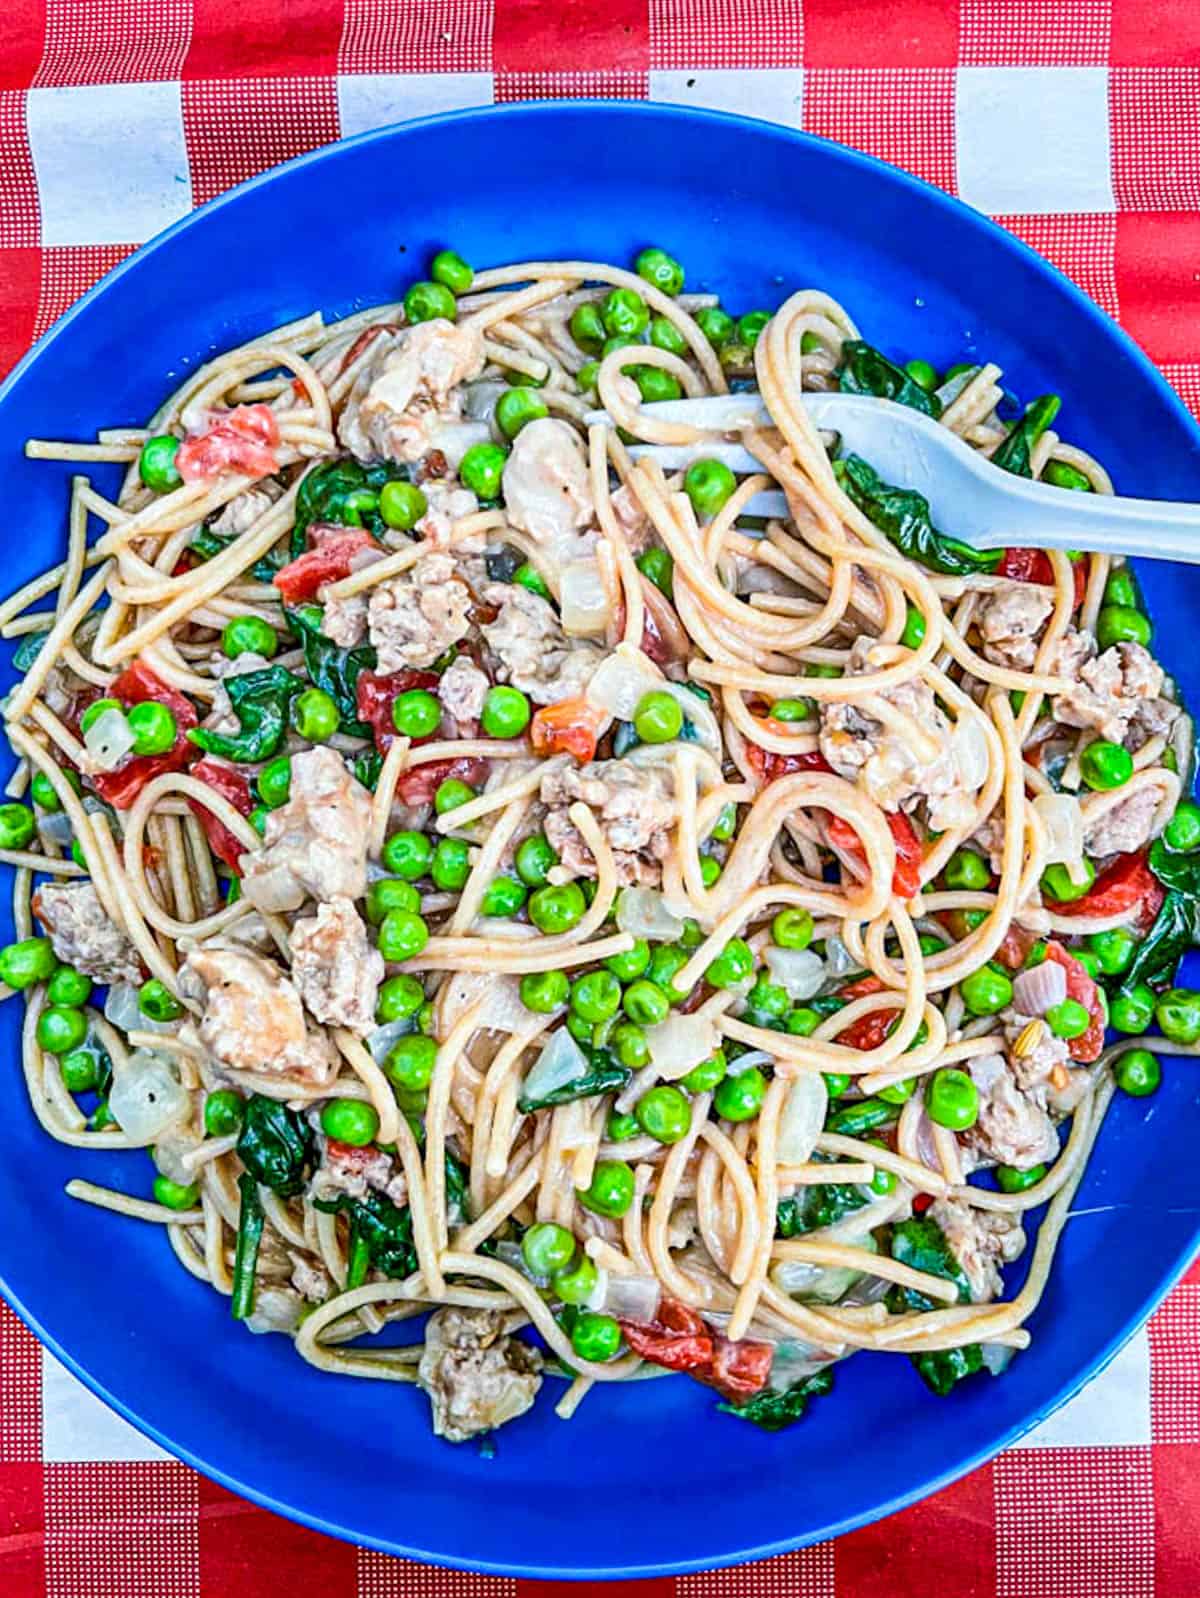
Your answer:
2;3;1200;1593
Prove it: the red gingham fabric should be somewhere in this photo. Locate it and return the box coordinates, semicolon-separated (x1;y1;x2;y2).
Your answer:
1;3;1200;1592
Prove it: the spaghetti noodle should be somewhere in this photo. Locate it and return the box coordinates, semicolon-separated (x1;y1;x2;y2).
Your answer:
3;244;1196;1441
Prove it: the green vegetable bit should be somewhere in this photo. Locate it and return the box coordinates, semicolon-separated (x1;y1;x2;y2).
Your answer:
404;280;456;324
1115;1047;1161;1097
837;454;1000;578
222;615;278;661
684;458;736;520
635;247;684;296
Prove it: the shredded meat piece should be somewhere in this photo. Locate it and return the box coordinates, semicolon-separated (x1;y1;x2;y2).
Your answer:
414;479;478;545
540;755;677;885
290;897;383;1035
241;746;372;911
308;1133;408;1207
976;582;1055;671
289;1252;332;1303
206;485;278;539
31;881;142;985
501;417;595;556
609;481;654;554
818;635;978;830
480;582;602;705
178;945;337;1087
1082;783;1168;859
1004;1014;1091;1116
202;650;273;737
966;1050;1061;1172
367;551;472;672
417;1307;543;1442
1052;637;1178;748
338;320;486;466
438;655;489;724
927;1195;1026;1303
319;591;368;649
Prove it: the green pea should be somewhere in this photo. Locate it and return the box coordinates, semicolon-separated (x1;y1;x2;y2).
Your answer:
459;442;508;500
605;1110;641;1143
153;1175;200;1211
680;918;704;949
745;978;790;1021
138;978;183;1022
1045;998;1090;1040
383;1034;438;1093
0;802;35;852
563;970;616;1026
1041;860;1096;904
570;302;607;353
615;978;665;1028
391;689;441;739
1042;459;1093;492
904;358;940;392
506;837;554;894
377;910;429;962
805;663;843;679
706;937;754;989
867;1142;898;1197
520;1222;576;1278
434;777;475;816
376;974;424;1024
138;434;182;493
719;340;753;375
320;1097;380;1147
1165;801;1200;854
60;1048;100;1093
822;1071;851;1098
697;854;720;889
710;803;737;843
996;1163;1046;1193
481;685;531;739
0;937;56;990
604;939;650;983
253;755;290;810
575;360;600;392
382;829;433;881
221;615;278;661
126;700;177;757
800;331;823;356
517;969;567;1015
633;690;682;745
919;934;949;957
1080;739;1133;791
681;1049;728;1093
379;480;428;530
577;1158;636;1218
430;249;473;295
649;316;687;356
36;1005;87;1056
960;964;1013;1017
429;838;470;893
684;458;737;520
714;1065;767;1123
634;247;685;296
636;1084;691;1143
510;562;552;601
926;1067;979;1131
289;687;338;744
404;280;457;323
771;907;813;950
737;310;771;348
1155;987;1200;1045
767;698;813;723
695;306;735;349
71;836;89;869
1087;926;1137;976
1110;982;1155;1034
636;545;674;598
602;288;650;340
570;1310;621;1362
646;943;690;1002
1069;948;1100;980
1103;568;1139;610
1096;605;1152;650
633;365;682;404
366;878;421;925
1115;1046;1161;1097
476;874;523;919
31;771;61;812
528;881;586;935
552;1253;598;1305
495;386;549;441
900;605;926;650
944;849;991;891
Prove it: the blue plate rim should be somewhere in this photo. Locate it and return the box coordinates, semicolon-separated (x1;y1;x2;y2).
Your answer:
0;98;1197;1578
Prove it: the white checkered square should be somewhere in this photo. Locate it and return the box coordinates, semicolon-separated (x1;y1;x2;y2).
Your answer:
649;67;804;127
25;80;192;246
1013;1327;1152;1450
336;72;496;139
955;66;1116;214
41;1349;171;1464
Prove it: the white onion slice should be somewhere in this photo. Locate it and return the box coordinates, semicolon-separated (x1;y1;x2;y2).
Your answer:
521;1027;587;1105
777;1074;829;1165
1011;959;1067;1017
643;1012;717;1082
764;946;825;1002
616;886;685;944
952;715;989;788
1034;792;1084;867
822;935;858;979
598;1271;661;1324
108;1049;189;1142
104;982;175;1037
37;810;74;848
586;651;654;720
981;1342;1016;1376
560;559;611;637
84;707;136;772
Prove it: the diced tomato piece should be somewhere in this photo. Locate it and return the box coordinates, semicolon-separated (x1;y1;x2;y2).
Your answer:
273;525;379;605
395;755;490;807
91;660;198;809
1045;849;1163;932
745;739;833;783
1043;940;1106;1063
619;1298;714;1373
355;668;440;752
993;921;1039;970
176;404;280;483
827;810;923;899
913;1192;935;1214
188;757;254;872
703;1335;774;1400
530;697;607;763
838;974;885;1000
998;546;1087;610
337;324;394;379
836;1007;899;1051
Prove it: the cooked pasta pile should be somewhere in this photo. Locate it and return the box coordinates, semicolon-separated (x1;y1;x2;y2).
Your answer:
5;245;1198;1440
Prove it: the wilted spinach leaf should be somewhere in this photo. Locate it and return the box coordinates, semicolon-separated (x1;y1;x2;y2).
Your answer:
838;341;941;418
912;1343;984;1395
518;1046;632;1113
292;458;412;557
719;1368;834;1431
990;394;1061;478
189;664;304;763
287;603;376;738
776;1181;869;1239
236;1095;314;1196
888;1216;972;1312
837;455;1001;578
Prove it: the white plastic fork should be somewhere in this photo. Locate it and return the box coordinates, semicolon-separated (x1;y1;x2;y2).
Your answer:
583;391;1200;563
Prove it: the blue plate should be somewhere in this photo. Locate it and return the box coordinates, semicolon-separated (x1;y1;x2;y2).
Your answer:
0;103;1198;1580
